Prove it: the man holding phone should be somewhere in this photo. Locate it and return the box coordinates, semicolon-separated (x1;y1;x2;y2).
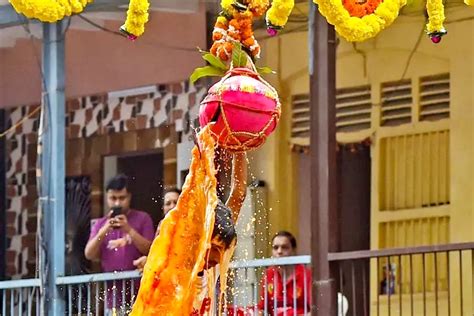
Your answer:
84;174;154;314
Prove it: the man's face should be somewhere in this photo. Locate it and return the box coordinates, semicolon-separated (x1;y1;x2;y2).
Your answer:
106;188;131;213
205;237;227;269
272;236;294;258
163;191;179;215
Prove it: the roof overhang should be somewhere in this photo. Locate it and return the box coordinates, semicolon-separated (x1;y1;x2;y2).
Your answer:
0;0;201;29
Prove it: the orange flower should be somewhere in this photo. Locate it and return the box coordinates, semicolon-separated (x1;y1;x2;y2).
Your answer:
342;0;383;17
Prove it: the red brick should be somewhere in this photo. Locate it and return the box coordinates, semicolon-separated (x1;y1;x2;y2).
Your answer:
113;107;121;120
6;250;17;262
173;110;183;120
6;264;16;276
68;124;81;139
135;93;149;101
6;226;16;237
136;115;147;129
26;133;37;143
171;83;182;94
15;159;22;173
125;96;136;104
85;108;93;123
154;98;161;111
6;211;16;225
125;118;136;131
14;124;23;134
188;92;196;106
7;185;16;198
22;235;36;248
67;99;80;112
26;216;37;231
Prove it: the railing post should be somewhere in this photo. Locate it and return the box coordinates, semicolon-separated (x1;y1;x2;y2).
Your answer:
309;1;338;315
40;21;66;316
0;109;6;282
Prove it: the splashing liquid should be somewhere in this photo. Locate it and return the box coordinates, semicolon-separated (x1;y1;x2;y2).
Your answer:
130;126;234;316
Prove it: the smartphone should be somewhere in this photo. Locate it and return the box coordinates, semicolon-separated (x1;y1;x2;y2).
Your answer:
111;206;122;217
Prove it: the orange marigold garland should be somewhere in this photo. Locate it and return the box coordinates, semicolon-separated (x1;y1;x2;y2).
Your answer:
210;12;260;61
209;0;294;62
342;0;383;17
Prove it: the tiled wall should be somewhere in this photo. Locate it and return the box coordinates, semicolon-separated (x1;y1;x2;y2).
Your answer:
4;81;207;279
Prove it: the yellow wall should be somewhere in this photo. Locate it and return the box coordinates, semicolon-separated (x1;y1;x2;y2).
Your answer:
254;4;474;313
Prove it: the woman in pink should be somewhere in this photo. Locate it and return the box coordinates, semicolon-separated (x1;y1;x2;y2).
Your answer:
258;231;311;316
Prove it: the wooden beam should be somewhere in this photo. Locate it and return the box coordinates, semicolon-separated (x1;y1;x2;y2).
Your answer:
309;3;338;315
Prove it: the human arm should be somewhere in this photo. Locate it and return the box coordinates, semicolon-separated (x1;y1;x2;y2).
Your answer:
84;213;113;261
133;256;148;272
225;152;248;223
112;214;153;255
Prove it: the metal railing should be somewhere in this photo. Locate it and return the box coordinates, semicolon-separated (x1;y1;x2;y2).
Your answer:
328;242;474;316
1;242;473;315
56;270;141;316
226;255;313;316
0;279;40;316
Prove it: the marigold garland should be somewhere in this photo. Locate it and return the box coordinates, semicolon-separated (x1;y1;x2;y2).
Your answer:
342;0;383;18
9;0;150;39
9;0;92;22
313;0;406;42
120;0;150;39
266;0;294;27
426;0;446;42
211;0;294;62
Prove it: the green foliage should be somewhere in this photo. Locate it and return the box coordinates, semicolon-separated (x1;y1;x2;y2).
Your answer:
189;66;226;83
189;43;275;83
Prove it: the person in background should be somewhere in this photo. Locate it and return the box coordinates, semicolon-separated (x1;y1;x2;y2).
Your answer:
84;174;155;315
132;152;248;316
257;231;312;316
133;186;182;270
162;187;181;216
257;231;348;316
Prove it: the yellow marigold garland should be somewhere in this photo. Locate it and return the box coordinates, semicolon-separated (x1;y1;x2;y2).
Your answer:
9;0;150;39
120;0;150;39
426;0;447;43
313;0;406;42
266;0;295;28
9;0;92;22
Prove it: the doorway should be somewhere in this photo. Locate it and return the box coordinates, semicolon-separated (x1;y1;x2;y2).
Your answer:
337;142;371;316
103;150;164;228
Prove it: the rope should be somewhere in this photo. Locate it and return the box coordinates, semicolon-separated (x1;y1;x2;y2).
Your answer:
204;60;281;153
0;105;42;138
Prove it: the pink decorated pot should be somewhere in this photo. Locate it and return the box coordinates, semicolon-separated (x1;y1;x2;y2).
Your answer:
199;68;281;152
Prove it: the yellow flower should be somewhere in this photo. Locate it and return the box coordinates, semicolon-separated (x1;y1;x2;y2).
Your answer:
426;0;445;33
122;0;150;37
314;0;406;42
221;0;236;14
9;0;92;22
9;0;149;38
266;0;294;27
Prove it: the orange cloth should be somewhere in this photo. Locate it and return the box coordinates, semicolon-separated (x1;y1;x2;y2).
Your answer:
130;126;218;316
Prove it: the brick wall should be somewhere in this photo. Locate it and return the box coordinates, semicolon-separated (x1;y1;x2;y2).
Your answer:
4;80;207;279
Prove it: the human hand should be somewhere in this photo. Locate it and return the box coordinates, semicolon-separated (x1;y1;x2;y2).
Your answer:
98;211;114;235
110;214;132;233
133;256;147;271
